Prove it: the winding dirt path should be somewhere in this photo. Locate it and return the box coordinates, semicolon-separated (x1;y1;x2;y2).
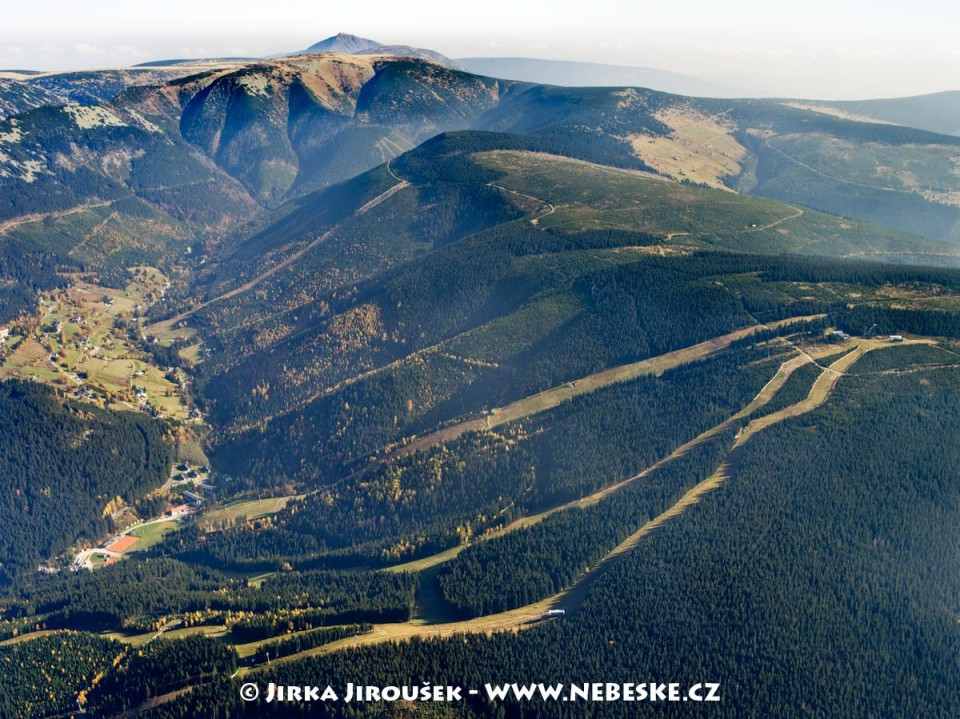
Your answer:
487;182;556;224
744;204;804;232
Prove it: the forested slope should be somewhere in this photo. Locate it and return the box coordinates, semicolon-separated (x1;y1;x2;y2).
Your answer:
142;348;960;719
0;380;171;579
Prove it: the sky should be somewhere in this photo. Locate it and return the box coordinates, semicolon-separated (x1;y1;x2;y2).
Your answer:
3;0;960;99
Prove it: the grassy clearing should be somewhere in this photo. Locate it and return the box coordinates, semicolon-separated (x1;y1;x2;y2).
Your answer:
244;622;389;665
152;325;198;346
101;622;227;647
128;520;179;551
270;599;559;665
178;343;204;364
0;630;67;648
385;545;466;575
198;495;302;530
629;106;747;189
100;629;155;646
410;565;462;625
160;625;228;642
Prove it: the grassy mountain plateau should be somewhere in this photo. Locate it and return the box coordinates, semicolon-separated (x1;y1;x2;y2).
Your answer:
2;38;960;719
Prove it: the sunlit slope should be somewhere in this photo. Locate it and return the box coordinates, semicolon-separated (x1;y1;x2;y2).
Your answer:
799;90;960;137
160;133;960;486
475;148;960;261
707;98;960;243
6;56;960;322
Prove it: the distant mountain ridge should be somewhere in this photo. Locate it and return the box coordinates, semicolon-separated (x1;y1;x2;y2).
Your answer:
0;61;246;119
799;91;960;136
3;52;960;232
4;48;960;323
456;57;747;98
0;35;459;121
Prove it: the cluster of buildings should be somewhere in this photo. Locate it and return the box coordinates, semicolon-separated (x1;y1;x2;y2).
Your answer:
171;463;216;508
829;329;905;343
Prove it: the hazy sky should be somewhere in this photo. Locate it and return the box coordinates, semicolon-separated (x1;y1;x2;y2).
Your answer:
3;0;960;99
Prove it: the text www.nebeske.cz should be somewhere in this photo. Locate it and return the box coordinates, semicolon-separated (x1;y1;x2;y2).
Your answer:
247;682;721;703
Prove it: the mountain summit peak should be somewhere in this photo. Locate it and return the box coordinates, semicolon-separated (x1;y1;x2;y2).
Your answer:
304;33;380;55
